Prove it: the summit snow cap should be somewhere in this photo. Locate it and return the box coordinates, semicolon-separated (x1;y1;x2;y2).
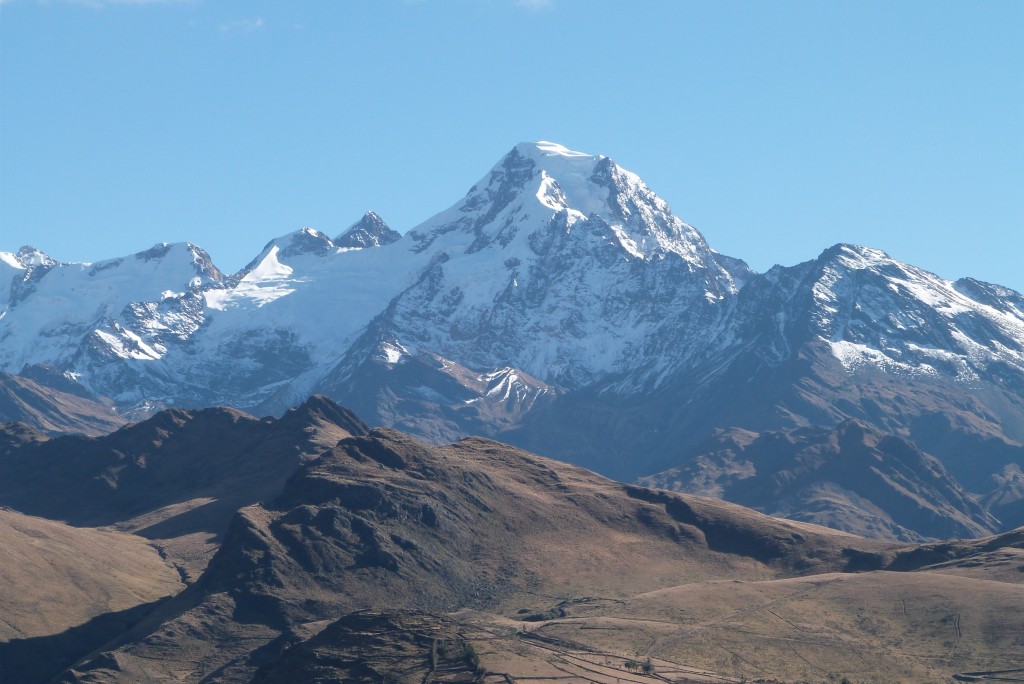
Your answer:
508;141;610;218
410;140;715;264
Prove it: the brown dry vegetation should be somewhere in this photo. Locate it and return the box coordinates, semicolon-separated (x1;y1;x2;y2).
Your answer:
0;369;125;437
530;569;1024;683
242;526;1024;683
0;509;182;641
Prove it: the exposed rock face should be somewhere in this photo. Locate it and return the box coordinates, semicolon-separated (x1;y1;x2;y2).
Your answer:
334;211;402;248
0;141;749;416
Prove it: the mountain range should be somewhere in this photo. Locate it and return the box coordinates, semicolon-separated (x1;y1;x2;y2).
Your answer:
2;140;1022;541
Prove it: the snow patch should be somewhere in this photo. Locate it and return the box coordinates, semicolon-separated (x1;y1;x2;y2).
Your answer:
205;246;295;310
608;224;643;259
535;172;568;212
377;342;408;365
0;252;25;270
828;339;938;377
95;329;164;361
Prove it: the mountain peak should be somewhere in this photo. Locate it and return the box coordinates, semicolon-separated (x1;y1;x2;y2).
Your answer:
278;395;370;440
819;243;893;268
335;211;401;249
410;141;716;264
131;242;225;285
269;227;337;259
14;245;56;269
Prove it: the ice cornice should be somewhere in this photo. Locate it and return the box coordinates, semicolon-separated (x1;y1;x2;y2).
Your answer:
514;140;598;161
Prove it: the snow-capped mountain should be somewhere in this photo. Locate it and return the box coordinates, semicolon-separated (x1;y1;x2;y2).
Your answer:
1;140;1022;538
0;242;222;411
742;243;1024;388
320;141;746;399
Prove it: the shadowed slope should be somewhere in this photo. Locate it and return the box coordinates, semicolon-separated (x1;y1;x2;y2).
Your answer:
63;428;896;682
0;396;366;529
0;367;124;437
641;421;1000;541
0;396;367;584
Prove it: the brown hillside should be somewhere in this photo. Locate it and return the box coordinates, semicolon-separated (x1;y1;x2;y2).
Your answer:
0;369;125;437
0;509;182;642
0;509;184;684
63;429;896;682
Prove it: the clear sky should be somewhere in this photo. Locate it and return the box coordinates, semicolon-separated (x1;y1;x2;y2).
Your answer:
1;1;1021;291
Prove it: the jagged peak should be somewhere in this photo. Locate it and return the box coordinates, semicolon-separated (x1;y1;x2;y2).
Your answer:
809;244;995;306
953;276;1024;308
129;242;225;283
12;245;57;269
107;404;257;443
483;141;605;201
809;243;956;309
253;227;337;262
133;240;207;257
335;211;401;249
459;141;610;210
2;242;222;281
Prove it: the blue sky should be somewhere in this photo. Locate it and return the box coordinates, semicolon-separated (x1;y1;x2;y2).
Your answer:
1;0;1021;291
